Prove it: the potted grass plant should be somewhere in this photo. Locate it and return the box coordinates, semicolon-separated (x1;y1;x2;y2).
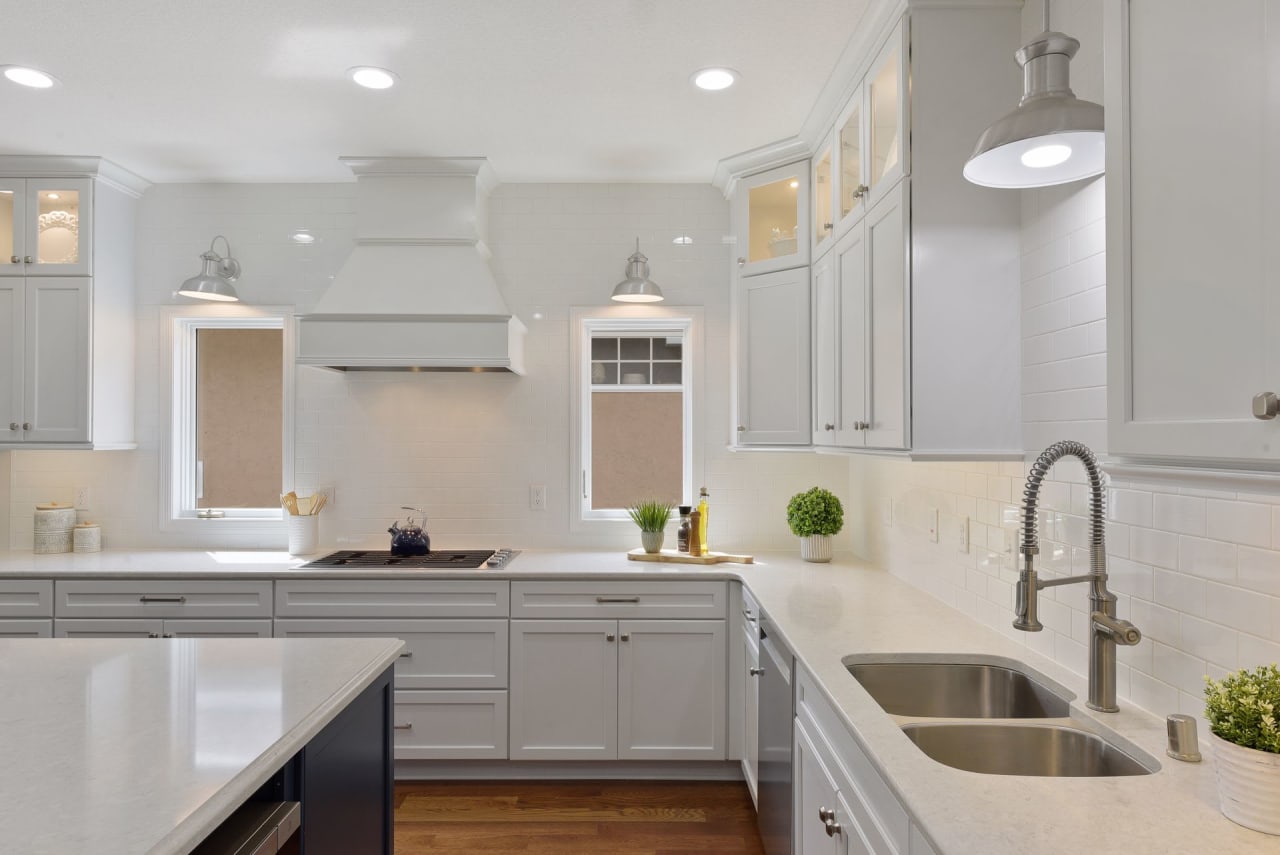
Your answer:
628;500;674;554
786;487;843;562
1205;664;1280;834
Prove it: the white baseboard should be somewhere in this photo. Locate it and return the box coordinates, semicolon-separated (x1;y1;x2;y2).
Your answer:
395;760;744;782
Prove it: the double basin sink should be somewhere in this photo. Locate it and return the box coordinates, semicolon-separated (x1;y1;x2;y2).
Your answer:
844;658;1157;777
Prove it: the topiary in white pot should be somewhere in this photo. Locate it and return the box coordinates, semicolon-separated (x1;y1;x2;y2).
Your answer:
786;487;844;563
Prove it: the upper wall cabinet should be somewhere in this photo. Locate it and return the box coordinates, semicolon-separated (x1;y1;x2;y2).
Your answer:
734;268;811;446
0;157;147;450
0;178;93;277
1106;1;1280;464
814;23;908;254
731;162;811;278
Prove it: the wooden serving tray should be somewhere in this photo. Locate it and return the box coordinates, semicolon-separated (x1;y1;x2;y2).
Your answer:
627;548;754;565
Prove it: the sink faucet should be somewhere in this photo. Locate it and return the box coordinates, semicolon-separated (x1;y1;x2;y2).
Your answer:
1014;440;1142;712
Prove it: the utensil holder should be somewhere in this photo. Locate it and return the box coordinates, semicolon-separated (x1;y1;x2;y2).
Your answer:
287;515;319;556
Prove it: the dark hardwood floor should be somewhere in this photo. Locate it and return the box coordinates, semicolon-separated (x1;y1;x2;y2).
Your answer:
394;780;766;855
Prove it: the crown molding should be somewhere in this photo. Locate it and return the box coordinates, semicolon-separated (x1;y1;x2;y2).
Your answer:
711;137;813;197
0;155;151;197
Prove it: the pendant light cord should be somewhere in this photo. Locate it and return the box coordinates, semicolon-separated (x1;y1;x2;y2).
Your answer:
1043;0;1051;33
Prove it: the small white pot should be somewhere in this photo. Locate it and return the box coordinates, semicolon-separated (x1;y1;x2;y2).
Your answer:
799;534;832;563
640;530;665;554
1211;731;1280;835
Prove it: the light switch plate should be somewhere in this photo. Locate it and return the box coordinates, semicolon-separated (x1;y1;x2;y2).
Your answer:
530;484;547;510
316;485;335;509
75;486;90;510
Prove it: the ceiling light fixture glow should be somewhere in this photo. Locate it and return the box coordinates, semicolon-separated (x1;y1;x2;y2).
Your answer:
2;66;58;88
348;66;397;90
1020;144;1072;169
692;67;738;91
789;179;799;189
46;192;59;200
291;231;316;244
672;235;693;245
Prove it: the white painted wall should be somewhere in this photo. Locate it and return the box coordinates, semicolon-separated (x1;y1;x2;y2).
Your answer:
4;182;848;552
850;0;1280;727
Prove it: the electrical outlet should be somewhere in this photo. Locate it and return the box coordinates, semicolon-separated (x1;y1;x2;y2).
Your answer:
952;515;970;553
315;485;335;508
75;486;90;509
1003;524;1019;556
924;507;938;543
880;497;894;528
529;484;547;510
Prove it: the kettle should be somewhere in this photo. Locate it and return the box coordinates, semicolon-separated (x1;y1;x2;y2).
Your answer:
388;506;430;556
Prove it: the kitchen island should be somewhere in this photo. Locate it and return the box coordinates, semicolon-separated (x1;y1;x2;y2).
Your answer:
0;636;401;855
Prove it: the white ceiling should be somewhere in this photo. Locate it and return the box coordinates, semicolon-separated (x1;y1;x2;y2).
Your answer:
0;0;873;184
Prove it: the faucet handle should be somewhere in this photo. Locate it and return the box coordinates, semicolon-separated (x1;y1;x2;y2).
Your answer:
1166;714;1202;762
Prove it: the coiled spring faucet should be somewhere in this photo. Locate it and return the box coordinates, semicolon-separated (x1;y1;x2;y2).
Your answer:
1015;441;1142;712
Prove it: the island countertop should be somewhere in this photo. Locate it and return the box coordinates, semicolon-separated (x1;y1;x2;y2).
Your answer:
0;636;402;855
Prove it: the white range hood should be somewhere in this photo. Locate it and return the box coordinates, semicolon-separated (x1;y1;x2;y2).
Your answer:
296;156;526;373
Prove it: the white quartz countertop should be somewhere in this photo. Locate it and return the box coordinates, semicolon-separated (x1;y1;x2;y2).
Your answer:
1;547;1275;852
0;636;402;855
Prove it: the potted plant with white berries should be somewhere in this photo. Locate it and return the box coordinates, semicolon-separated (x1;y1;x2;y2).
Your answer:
627;500;673;554
1204;664;1280;834
786;487;843;563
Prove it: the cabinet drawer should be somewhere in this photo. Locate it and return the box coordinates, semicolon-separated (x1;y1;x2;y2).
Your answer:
0;580;53;618
797;665;909;855
510;581;726;619
275;579;509;618
56;618;163;638
0;618;52;637
55;580;273;619
393;690;508;760
275;619;508;689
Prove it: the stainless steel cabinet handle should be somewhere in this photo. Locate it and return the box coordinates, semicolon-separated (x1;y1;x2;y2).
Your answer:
7;423;15;431
596;596;640;603
606;633;616;642
22;422;30;431
139;596;187;603
393;722;413;730
1253;392;1279;420
8;256;17;264
162;633;175;638
147;632;160;638
398;651;413;659
23;256;33;264
742;608;755;621
749;667;765;676
620;633;630;642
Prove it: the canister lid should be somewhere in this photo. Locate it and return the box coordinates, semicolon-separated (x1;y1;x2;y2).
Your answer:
36;502;70;510
75;522;99;529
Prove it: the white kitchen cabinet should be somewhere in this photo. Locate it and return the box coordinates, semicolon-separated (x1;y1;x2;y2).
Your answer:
733;268;811;445
275;578;509;618
393;690;509;760
509;615;727;761
0;619;52;638
0;579;53;618
1105;0;1280;463
741;617;761;803
0;177;93;277
796;720;878;855
54;618;272;637
54;579;274;619
731;162;810;278
509;579;726;620
0;157;144;450
812;250;839;446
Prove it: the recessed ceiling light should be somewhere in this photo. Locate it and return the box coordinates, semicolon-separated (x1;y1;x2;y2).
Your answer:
291;231;317;244
672;235;693;245
692;67;738;92
2;66;58;89
348;66;397;90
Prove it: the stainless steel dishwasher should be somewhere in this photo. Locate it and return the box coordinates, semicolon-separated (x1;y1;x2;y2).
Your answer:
757;616;793;855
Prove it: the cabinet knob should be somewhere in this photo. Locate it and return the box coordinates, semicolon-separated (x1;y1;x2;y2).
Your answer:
853;184;869;199
162;633;175;638
22;422;30;431
749;667;765;676
737;257;746;268
620;633;630;642
818;807;836;822
23;256;32;265
737;425;746;432
147;632;160;639
1253;392;1279;420
8;256;17;265
7;423;16;431
823;223;833;231
606;633;616;642
852;421;870;431
824;423;835;431
825;818;842;837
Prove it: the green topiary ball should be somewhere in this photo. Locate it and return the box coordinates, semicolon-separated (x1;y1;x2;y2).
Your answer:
786;487;844;537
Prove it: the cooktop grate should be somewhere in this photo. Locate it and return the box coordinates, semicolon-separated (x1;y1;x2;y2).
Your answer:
300;549;497;568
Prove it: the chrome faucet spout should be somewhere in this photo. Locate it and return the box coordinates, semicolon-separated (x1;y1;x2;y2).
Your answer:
1014;441;1141;712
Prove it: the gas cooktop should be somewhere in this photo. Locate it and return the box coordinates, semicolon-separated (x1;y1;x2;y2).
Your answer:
299;549;519;570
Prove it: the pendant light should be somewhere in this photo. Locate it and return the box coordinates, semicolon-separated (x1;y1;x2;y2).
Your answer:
610;239;664;303
178;235;241;302
963;0;1104;189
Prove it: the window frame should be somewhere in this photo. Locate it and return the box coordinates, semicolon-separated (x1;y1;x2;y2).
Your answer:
570;306;703;530
159;304;295;539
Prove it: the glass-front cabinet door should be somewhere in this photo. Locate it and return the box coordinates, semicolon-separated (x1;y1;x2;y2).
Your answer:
0;178;92;276
813;144;834;253
865;28;906;208
831;87;867;241
732;161;810;277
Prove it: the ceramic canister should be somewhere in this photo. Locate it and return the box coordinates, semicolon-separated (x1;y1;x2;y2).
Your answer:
34;503;76;554
73;523;102;553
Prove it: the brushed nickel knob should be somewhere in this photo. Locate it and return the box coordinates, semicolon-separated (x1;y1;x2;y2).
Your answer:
824;423;835;431
8;423;16;431
147;632;160;639
9;256;17;264
818;807;836;823
1253;392;1279;420
606;633;616;642
823;223;833;231
393;722;413;730
737;257;746;268
749;667;765;676
23;256;32;264
22;422;30;431
620;633;630;642
825;818;842;837
853;184;869;199
737;425;746;432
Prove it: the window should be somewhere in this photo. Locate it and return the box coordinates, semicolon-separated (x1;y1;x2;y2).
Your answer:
572;308;701;526
161;306;294;535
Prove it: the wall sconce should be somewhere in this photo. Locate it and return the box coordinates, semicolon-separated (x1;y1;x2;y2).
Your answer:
178;236;241;302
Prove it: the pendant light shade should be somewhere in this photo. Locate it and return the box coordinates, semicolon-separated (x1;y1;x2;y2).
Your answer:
178;235;241;302
610;239;664;303
963;1;1104;189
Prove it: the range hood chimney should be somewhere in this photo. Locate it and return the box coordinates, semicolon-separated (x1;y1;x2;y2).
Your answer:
296;156;526;373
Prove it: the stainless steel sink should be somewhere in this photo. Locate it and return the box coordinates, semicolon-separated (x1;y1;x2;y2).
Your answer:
845;661;1071;718
901;722;1154;777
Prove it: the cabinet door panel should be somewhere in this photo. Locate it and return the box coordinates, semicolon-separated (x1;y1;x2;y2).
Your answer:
865;23;907;208
24;179;92;276
162;619;272;638
836;227;868;446
55;618;163;638
735;269;811;445
795;720;842;855
1108;0;1280;460
0;619;52;637
742;623;760;804
24;277;89;442
813;253;838;445
864;186;908;450
0;179;24;276
393;689;508;760
0;280;23;439
508;619;618;760
732;163;811;277
617;619;726;760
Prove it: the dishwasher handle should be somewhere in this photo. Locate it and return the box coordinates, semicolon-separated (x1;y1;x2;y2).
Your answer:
191;801;301;855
